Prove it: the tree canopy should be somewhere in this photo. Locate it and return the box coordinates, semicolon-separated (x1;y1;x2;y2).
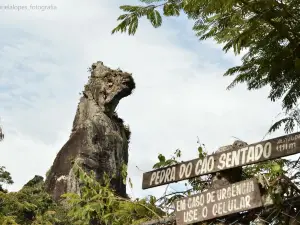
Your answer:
112;0;300;132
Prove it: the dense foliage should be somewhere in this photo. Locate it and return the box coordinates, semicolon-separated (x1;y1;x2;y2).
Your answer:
0;166;13;192
0;164;164;225
1;143;300;224
0;173;68;225
112;0;300;133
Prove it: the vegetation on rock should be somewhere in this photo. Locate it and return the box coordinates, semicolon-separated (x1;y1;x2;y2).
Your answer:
0;163;164;225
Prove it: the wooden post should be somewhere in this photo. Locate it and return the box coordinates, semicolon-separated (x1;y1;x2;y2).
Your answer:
211;140;247;188
208;140;248;225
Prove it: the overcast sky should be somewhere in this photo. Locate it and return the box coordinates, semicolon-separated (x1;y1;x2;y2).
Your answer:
0;0;293;198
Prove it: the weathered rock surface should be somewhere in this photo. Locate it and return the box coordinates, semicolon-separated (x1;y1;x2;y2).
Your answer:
45;61;135;201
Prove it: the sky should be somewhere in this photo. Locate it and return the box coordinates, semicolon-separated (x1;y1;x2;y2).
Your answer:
0;0;295;199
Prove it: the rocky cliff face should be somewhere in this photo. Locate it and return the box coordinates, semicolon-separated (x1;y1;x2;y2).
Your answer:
45;61;135;201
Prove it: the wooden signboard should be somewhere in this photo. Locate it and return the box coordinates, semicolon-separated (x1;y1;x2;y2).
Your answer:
142;132;300;189
175;179;263;225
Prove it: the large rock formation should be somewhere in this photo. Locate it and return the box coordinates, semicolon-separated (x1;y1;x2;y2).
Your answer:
45;61;135;201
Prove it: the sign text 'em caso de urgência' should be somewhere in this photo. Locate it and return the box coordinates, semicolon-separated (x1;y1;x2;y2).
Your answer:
142;132;300;189
175;179;262;225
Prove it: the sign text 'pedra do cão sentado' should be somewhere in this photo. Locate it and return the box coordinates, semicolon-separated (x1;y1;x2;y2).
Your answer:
142;132;300;189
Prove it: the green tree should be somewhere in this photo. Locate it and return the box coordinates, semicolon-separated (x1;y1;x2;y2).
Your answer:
0;174;69;225
112;0;300;132
269;106;300;133
0;166;13;192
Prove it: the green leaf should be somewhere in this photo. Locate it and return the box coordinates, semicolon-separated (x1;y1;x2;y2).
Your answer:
163;3;180;16
158;154;166;163
152;162;162;169
198;146;203;154
198;146;205;159
117;14;128;21
149;195;156;205
269;117;293;133
165;159;177;165
120;5;143;13
272;163;281;173
111;19;129;34
175;149;181;158
146;10;162;28
128;17;139;35
121;163;128;185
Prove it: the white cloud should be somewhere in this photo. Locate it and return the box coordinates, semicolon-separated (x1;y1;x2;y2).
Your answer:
0;0;289;199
